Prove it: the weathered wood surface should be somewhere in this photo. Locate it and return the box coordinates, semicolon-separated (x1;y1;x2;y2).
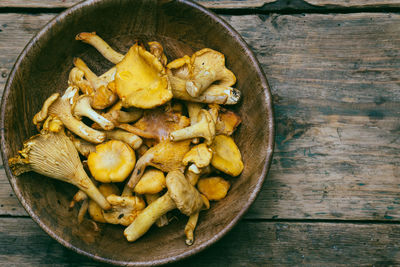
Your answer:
1;0;400;10
1;217;400;266
1;12;399;221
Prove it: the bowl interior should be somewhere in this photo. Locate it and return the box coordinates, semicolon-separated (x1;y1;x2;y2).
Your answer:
1;0;274;265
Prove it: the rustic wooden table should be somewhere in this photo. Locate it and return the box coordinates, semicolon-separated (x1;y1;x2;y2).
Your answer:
1;0;400;266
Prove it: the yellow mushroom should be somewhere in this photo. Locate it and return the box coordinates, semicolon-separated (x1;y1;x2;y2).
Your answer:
184;194;210;246
210;135;244;176
68;134;97;158
185;48;236;98
8;131;110;210
115;43;172;109
124;171;203;242
127;140;191;189
72;95;114;130
41;115;64;133
167;56;241;105
68;67;94;95
69;189;88;209
118;107;190;142
134;169;166;195
102;194;146;226
144;193;169;227
170;109;215;145
103;129;143;150
88;140;136;183
73;57;118;109
75;32;124;64
185;165;212;186
182;143;213;169
148;41;167;66
197;177;230;201
88;183;120;223
33;90;106;144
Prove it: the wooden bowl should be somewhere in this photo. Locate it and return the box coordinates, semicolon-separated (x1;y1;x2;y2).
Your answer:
0;0;274;265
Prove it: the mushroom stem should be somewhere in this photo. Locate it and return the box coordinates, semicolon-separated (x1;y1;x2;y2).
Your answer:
184;212;199;246
50;98;105;143
69;189;88;209
170;110;215;145
125;171;203;242
127;152;153;188
76;32;124;64
144;193;169;227
77;199;89;224
69;135;96;157
104;129;143;149
124;192;176;242
168;72;241;105
74;167;111;210
8;132;110;210
73;96;114;130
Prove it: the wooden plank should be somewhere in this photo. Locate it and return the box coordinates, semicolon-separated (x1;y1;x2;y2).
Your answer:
1;0;399;10
1;13;400;221
0;0;274;9
1;217;400;266
222;12;400;220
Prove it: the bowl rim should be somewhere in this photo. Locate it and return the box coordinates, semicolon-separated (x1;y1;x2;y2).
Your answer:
0;0;275;265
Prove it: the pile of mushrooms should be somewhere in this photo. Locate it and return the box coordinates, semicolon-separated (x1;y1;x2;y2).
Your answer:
8;32;244;246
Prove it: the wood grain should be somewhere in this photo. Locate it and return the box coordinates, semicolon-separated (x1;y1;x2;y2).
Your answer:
1;217;400;266
1;12;399;221
1;0;274;265
1;0;399;10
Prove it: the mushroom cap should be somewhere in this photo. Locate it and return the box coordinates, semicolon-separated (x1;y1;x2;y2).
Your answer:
186;48;236;97
210;135;244;176
167;55;191;79
131;108;190;141
103;194;146;226
165;170;203;216
88;183;120;223
182;143;213;168
215;107;242;136
169;109;215;145
32;93;60;126
88;140;136;183
197;177;230;201
115;43;173;109
148;41;167;66
134;169;166;195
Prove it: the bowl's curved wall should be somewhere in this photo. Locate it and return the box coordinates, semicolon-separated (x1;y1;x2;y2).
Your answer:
1;0;274;265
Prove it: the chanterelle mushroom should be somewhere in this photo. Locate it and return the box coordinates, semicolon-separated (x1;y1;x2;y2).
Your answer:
167;56;241;105
182;143;213;169
33;90;106;144
73;57;117;109
102;194;146;226
197;177;230;201
68;67;93;95
211;135;244;176
88;140;136;183
103;129;143;150
124;170;203;242
75;32;124;64
127;140;191;189
134;169;166;195
88;183;120;223
72;95;114;130
118;107;190;142
8;131;110;210
115;43;172;109
170;109;216;145
185;48;236;98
